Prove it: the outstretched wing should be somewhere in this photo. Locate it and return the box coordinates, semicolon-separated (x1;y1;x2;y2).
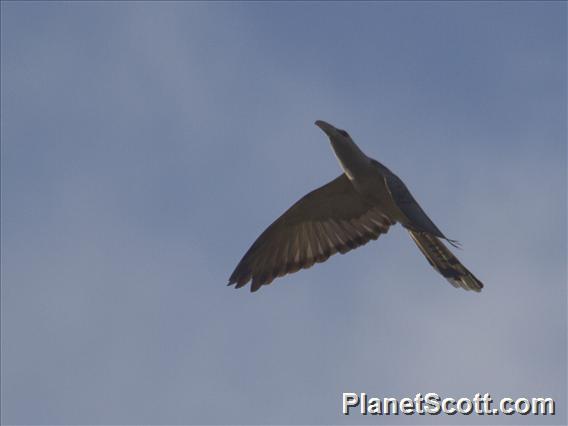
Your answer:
229;174;396;292
408;230;483;292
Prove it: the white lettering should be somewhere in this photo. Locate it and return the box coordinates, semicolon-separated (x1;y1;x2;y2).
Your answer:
342;393;359;415
368;397;381;415
442;398;456;415
532;397;555;415
400;397;414;414
515;398;530;415
500;397;514;415
425;393;441;414
457;397;473;414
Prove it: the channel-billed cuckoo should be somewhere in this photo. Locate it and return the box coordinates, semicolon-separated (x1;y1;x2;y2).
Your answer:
229;120;483;293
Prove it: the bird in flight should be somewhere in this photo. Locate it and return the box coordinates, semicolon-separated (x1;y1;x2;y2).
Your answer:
229;120;483;293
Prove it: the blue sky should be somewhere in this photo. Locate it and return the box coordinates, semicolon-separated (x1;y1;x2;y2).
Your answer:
1;2;566;424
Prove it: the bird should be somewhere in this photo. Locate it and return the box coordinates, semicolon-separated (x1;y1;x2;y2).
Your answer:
228;120;483;293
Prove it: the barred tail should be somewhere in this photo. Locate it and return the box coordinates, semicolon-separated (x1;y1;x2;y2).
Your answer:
408;230;483;292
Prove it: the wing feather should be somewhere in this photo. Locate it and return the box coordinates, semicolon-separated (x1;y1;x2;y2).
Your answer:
229;174;395;291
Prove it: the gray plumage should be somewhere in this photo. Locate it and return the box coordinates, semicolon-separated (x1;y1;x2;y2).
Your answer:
229;120;483;293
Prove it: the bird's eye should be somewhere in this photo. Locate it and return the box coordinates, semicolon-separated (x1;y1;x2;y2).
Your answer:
338;130;349;138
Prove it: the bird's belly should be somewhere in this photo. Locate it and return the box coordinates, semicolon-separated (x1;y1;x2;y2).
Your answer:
351;172;405;221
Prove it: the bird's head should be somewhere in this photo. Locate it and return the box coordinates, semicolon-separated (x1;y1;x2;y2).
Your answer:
314;120;352;143
314;120;369;178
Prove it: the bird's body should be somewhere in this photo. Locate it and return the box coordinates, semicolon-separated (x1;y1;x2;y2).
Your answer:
229;120;483;293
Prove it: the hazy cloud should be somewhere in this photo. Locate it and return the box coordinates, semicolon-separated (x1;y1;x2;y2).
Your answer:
1;2;565;424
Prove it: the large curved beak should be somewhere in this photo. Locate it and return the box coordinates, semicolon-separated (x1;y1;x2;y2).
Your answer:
314;120;337;137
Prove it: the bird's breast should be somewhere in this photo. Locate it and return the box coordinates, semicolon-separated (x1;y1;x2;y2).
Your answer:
351;169;404;221
351;170;386;196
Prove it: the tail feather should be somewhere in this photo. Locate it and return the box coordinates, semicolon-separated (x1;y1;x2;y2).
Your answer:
408;230;483;292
